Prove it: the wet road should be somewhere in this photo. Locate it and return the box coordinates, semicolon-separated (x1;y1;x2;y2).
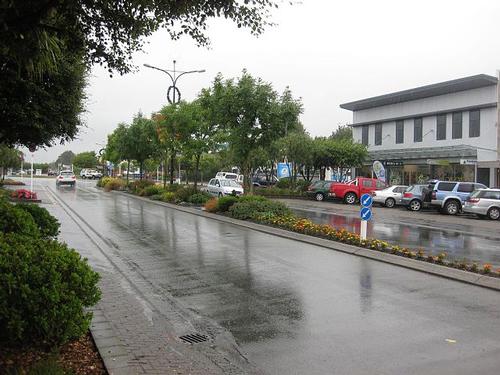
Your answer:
34;179;500;374
281;199;500;267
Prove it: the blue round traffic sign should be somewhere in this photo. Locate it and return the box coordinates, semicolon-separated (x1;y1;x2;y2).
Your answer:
360;193;373;207
360;207;372;221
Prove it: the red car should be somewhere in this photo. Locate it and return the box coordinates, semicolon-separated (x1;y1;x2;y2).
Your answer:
328;177;386;204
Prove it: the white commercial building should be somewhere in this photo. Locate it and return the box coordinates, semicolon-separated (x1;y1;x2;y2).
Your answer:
341;74;500;187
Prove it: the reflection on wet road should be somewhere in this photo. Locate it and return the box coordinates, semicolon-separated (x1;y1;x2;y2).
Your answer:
292;207;500;267
35;179;500;375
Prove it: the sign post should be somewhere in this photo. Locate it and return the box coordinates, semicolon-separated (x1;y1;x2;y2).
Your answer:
360;193;373;240
28;145;36;194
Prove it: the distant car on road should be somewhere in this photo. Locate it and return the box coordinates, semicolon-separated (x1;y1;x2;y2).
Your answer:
306;180;334;201
463;188;500;220
252;175;278;187
207;178;244;197
372;185;408;208
431;181;487;215
328;177;386;204
56;170;76;187
80;169;102;179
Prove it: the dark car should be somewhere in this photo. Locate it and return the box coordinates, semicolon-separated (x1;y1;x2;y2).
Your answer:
252;175;278;187
402;184;428;211
306;180;333;201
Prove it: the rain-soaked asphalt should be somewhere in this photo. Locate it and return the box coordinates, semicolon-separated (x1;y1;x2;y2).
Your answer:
33;179;500;374
282;199;500;267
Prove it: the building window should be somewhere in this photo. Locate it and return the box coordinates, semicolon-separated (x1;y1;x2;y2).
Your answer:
396;120;404;144
452;112;462;139
436;114;446;140
375;123;382;145
414;118;422;142
469;110;480;137
362;125;369;145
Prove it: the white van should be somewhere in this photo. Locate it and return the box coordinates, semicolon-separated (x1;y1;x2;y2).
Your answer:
215;171;244;184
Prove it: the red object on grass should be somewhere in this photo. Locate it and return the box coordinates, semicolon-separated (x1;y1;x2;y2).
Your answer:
11;189;38;200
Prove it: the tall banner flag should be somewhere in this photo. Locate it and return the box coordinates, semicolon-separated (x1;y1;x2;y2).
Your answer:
277;162;291;179
372;160;386;183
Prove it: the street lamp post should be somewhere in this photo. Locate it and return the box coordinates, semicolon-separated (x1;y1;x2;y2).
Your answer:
143;61;205;184
143;60;205;105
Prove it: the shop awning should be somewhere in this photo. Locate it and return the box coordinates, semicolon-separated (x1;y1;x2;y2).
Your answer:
368;145;478;162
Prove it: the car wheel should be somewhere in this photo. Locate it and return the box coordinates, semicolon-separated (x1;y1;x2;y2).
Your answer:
409;199;422;211
487;207;500;220
344;192;357;205
444;200;460;215
385;198;396;208
315;193;324;201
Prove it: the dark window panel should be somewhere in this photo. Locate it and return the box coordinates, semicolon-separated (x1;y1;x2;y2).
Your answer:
375;123;382;145
436;114;447;140
414;118;423;142
452;112;462;139
362;125;369;145
469;110;480;138
396;120;404;144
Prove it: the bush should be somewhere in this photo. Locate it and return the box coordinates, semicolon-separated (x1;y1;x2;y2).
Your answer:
175;186;197;202
276;178;292;189
16;203;60;239
216;195;239;212
143;185;165;196
160;192;176;203
0;233;101;347
295;179;311;192
164;183;182;193
188;192;211;205
96;176;112;188
238;195;267;203
229;198;291;220
0;200;40;237
103;178;125;192
128;180;154;192
204;198;218;213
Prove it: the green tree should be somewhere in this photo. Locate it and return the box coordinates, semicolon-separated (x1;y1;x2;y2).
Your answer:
0;145;22;180
201;71;302;190
127;114;155;180
105;123;135;183
273;131;313;184
73;151;98;169
330;125;353;141
55;151;76;168
1;1;278;147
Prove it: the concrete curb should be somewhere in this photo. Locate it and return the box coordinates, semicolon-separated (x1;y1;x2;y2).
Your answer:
111;190;500;292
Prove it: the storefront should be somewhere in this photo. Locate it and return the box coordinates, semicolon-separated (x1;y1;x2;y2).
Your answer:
355;145;494;187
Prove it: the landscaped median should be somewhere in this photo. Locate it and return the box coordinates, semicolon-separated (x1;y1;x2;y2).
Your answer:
99;178;500;285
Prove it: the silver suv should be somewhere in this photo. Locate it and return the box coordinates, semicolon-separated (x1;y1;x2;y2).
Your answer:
463;189;500;220
431;181;487;215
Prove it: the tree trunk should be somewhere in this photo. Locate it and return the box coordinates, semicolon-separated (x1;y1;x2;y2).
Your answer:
139;161;144;180
169;152;175;185
126;160;130;185
162;159;167;188
194;154;201;191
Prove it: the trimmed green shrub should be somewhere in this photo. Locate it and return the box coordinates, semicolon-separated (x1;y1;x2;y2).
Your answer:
0;200;40;237
238;195;267;203
216;195;239;212
96;176;112;188
16;203;60;239
188;192;211;205
160;192;176;202
229;198;291;220
0;233;101;347
175;186;197;202
164;183;182;193
143;185;165;196
150;194;162;201
276;177;292;189
104;178;125;192
128;179;154;193
295;179;311;192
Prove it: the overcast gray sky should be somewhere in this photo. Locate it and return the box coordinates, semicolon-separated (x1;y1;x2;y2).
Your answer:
30;0;500;162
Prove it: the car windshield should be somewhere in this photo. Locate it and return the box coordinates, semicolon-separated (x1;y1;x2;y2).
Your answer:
61;171;73;176
224;174;237;179
221;180;240;187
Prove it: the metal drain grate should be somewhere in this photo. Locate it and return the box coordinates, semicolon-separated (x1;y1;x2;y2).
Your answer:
179;333;209;344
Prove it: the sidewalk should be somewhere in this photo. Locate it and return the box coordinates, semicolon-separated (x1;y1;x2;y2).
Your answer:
42;187;260;375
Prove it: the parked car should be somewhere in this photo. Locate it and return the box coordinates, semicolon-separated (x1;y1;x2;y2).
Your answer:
207;178;244;197
372;185;408;208
306;180;334;201
80;169;102;179
431;181;487;215
463;188;500;220
252;175;278;187
56;170;76;187
401;184;428;211
328;177;386;204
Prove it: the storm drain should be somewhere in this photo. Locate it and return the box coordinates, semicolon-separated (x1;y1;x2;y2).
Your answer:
179;333;209;344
